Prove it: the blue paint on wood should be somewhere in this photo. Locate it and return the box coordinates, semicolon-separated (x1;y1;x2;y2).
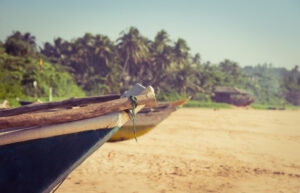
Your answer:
0;127;118;193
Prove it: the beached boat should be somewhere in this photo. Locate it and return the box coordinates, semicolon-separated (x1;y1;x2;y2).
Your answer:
211;86;255;107
0;84;156;193
109;98;189;142
230;95;255;106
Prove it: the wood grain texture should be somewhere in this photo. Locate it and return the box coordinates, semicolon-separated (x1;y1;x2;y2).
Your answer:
0;95;121;117
0;87;155;130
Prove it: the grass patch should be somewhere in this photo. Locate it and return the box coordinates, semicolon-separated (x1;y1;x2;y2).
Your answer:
250;103;300;110
184;100;232;109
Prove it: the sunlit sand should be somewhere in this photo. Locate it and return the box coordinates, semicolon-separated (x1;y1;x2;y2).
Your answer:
57;108;300;193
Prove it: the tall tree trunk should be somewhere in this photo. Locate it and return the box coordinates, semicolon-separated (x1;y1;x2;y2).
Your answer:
122;55;130;88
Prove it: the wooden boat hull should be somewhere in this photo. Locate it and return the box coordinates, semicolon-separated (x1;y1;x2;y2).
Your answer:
109;98;190;142
157;97;191;108
230;96;255;107
109;107;176;142
109;125;156;142
0;127;118;193
0;84;156;192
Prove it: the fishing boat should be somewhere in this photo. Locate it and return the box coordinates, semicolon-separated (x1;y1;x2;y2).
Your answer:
211;86;255;107
0;84;156;193
230;95;255;106
109;98;189;142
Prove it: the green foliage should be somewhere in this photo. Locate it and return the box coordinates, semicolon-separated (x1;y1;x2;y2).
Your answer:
0;53;84;100
0;41;5;54
283;66;300;105
41;33;121;95
1;29;299;108
0;54;27;98
0;96;76;108
37;62;85;97
242;64;288;105
219;59;242;83
191;93;211;102
156;87;187;101
117;27;149;83
184;100;232;109
284;66;300;92
250;103;300;110
4;31;37;57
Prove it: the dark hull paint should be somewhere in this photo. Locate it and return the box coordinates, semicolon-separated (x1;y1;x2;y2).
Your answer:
0;127;119;193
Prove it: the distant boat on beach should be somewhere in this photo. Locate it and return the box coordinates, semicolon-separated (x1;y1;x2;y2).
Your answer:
211;86;255;106
0;84;156;193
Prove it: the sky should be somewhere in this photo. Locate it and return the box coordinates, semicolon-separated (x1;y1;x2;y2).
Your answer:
0;0;299;68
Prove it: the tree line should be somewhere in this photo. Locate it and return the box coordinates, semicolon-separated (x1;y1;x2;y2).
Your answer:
0;28;299;105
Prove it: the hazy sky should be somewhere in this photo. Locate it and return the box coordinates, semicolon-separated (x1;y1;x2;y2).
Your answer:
0;0;299;68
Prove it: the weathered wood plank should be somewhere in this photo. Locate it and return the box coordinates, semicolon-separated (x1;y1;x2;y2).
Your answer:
0;111;123;145
0;94;121;117
0;86;155;130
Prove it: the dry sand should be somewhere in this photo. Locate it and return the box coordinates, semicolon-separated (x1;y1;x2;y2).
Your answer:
57;108;300;193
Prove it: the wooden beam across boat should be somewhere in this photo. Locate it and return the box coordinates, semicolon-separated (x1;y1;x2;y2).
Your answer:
0;87;155;145
0;94;121;117
0;87;155;130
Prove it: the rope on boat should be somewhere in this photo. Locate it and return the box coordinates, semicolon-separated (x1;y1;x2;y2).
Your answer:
129;95;138;142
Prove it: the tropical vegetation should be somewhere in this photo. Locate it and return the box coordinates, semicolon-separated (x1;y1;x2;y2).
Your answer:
0;28;299;108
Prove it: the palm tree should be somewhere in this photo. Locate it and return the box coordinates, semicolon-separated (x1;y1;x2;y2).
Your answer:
150;30;172;88
4;31;37;57
94;35;115;70
192;53;201;67
93;34;121;93
219;59;241;82
152;30;170;53
172;38;189;69
117;27;149;87
23;32;36;47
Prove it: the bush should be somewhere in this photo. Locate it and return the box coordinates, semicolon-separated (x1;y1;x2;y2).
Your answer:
184;100;231;108
0;53;85;100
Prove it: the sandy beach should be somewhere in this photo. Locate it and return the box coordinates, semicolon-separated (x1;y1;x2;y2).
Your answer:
57;108;300;193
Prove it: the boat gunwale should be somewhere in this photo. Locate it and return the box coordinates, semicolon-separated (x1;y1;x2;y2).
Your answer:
0;85;156;146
